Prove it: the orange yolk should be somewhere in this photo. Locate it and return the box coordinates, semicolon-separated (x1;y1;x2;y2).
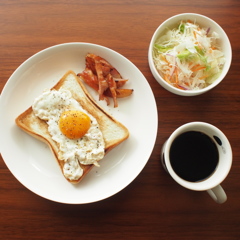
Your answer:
59;110;91;139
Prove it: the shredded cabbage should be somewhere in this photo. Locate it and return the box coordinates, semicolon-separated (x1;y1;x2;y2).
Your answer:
153;20;225;90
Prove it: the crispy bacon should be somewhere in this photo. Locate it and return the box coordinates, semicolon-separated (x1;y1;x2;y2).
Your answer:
77;53;133;107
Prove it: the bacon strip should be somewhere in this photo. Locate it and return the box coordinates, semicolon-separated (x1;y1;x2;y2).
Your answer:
77;53;133;107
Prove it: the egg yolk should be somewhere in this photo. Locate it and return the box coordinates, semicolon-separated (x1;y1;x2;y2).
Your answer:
59;110;91;139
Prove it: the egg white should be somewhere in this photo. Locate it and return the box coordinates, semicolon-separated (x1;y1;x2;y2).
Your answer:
32;88;105;181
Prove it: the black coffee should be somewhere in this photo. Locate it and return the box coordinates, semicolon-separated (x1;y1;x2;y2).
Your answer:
170;131;219;182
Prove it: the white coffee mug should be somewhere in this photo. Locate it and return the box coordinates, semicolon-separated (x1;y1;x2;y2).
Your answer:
161;122;232;204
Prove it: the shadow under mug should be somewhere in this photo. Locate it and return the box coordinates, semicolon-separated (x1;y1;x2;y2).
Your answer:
161;122;232;204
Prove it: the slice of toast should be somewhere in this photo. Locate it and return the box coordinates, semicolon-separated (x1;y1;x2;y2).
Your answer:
15;70;129;184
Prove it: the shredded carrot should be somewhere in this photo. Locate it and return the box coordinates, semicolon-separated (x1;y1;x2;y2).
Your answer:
192;66;206;72
162;56;169;64
191;64;200;70
174;68;179;84
193;31;197;39
199;75;209;80
164;74;171;84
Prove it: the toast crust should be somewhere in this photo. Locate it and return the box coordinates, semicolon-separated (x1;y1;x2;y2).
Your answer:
15;70;129;183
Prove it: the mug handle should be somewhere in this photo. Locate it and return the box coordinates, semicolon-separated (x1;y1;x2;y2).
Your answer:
207;185;227;204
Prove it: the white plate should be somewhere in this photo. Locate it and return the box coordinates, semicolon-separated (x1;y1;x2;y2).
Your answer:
0;43;158;204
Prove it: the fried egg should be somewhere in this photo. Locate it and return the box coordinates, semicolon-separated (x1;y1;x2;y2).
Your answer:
32;89;105;181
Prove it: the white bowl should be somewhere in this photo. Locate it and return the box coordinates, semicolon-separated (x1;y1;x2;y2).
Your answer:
148;13;232;96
